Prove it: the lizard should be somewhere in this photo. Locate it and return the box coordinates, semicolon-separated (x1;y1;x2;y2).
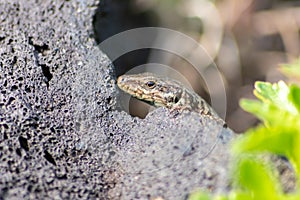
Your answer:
117;72;227;159
117;72;226;126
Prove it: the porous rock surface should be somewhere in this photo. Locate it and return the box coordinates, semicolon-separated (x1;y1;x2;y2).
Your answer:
0;0;234;199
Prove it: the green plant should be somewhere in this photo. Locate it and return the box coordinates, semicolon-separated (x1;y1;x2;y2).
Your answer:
189;60;300;200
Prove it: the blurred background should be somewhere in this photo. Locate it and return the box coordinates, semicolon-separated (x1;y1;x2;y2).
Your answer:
93;0;300;133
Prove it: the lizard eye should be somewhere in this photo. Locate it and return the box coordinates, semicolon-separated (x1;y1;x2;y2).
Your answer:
146;81;156;88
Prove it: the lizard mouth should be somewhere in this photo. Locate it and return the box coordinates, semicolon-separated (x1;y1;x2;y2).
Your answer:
117;77;163;106
117;76;137;96
117;76;145;100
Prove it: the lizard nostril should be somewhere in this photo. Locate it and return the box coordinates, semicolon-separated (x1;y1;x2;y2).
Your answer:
117;76;124;84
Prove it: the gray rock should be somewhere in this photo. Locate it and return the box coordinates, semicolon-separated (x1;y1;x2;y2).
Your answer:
0;0;234;199
107;110;233;199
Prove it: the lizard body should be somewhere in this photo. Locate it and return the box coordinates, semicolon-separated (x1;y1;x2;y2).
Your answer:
117;72;220;120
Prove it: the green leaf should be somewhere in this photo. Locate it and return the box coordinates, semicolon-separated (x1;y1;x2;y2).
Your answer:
280;59;300;79
288;85;300;113
188;191;211;200
253;81;298;115
232;121;300;179
240;99;292;126
232;157;282;200
227;191;254;200
232;126;292;156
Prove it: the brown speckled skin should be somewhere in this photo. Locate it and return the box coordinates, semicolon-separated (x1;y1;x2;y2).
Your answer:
117;73;219;118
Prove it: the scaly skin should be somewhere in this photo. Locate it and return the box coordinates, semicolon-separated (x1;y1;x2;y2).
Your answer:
117;72;220;119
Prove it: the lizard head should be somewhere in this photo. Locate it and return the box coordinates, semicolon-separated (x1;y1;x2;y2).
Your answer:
117;73;184;109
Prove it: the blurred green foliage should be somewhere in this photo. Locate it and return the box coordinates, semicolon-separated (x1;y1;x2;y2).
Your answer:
280;59;300;81
189;60;300;199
